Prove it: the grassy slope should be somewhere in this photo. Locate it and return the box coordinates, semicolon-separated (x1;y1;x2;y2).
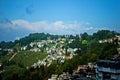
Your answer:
12;51;48;67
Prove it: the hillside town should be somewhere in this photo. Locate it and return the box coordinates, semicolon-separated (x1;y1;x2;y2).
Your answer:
0;0;119;79
48;35;120;80
0;32;120;80
20;37;78;68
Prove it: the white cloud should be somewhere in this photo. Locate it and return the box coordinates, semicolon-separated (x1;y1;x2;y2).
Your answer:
15;36;20;40
84;27;94;30
12;19;39;31
0;19;117;41
2;19;96;34
53;21;63;27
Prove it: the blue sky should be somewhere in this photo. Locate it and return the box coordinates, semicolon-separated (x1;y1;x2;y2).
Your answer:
0;0;120;41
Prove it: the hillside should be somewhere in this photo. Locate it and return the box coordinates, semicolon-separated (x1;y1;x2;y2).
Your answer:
0;29;120;80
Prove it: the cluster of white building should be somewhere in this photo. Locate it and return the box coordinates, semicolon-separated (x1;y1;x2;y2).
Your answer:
23;38;79;69
99;35;120;45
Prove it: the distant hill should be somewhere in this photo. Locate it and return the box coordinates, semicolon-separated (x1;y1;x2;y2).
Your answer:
0;33;61;49
92;30;119;40
0;30;119;49
15;33;61;46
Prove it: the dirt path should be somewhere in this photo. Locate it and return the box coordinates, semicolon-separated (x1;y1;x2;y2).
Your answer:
9;53;17;61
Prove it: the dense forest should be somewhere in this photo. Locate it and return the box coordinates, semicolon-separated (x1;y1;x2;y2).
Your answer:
0;30;120;80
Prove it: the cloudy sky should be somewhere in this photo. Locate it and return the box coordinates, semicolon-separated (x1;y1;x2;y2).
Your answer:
0;0;120;41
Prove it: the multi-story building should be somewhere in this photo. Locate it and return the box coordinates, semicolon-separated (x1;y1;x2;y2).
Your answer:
96;59;120;80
